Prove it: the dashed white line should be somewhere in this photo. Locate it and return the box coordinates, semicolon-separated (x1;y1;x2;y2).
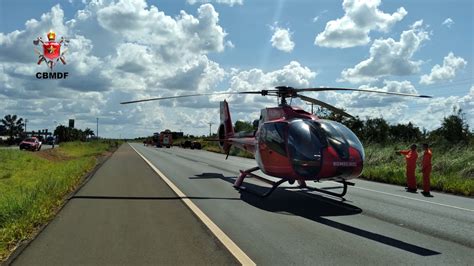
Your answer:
353;186;474;213
129;143;256;266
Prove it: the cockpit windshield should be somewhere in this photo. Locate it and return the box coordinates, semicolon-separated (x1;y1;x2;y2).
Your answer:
288;120;325;176
287;119;365;177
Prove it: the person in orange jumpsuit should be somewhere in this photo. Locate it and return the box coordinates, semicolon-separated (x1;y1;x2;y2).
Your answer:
396;144;418;192
421;143;433;197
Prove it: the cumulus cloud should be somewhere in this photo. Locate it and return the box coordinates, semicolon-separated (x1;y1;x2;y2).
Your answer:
315;0;407;48
0;5;69;63
270;27;295;53
442;18;454;28
187;0;243;6
420;53;467;85
308;82;474;131
0;1;319;137
417;86;474;129
349;80;418;107
0;1;232;137
230;61;316;91
96;1;227;55
208;61;318;117
340;21;429;83
314;80;418;114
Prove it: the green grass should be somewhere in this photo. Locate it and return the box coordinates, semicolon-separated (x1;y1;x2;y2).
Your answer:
361;143;474;196
0;141;119;261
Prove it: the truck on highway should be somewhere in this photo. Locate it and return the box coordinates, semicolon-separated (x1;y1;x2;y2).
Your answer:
152;132;162;147
160;129;172;148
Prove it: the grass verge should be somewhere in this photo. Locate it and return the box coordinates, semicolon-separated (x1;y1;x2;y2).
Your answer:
0;141;121;262
362;143;474;196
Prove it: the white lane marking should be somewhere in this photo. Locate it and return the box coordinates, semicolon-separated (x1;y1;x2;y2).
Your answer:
129;144;256;266
353;185;474;213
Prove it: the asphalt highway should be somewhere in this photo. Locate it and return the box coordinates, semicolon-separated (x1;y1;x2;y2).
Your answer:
129;143;474;265
11;143;474;265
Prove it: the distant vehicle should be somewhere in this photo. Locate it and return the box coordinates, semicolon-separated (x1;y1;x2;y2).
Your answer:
160;130;173;148
19;137;42;151
45;136;56;145
182;140;192;148
192;141;202;150
181;140;201;149
152;133;162;148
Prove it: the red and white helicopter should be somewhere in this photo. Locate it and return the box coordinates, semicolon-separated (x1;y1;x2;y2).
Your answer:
122;86;431;198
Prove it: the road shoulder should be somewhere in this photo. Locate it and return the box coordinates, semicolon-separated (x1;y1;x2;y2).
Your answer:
10;143;238;266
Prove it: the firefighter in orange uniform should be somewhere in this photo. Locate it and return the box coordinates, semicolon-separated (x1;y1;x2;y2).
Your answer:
396;144;418;192
421;143;433;197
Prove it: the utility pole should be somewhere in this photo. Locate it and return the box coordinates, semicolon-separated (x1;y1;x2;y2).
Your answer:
96;118;99;140
208;122;214;137
24;119;28;135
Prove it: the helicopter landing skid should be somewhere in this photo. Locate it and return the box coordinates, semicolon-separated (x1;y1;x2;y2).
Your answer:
305;180;355;198
233;167;354;198
233;167;287;198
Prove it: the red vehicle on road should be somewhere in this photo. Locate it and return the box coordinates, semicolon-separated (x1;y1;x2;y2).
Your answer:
19;137;42;151
160;130;173;148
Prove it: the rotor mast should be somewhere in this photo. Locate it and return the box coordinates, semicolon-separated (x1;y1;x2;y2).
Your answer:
274;86;296;106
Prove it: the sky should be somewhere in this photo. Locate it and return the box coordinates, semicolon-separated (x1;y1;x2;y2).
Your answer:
0;0;473;138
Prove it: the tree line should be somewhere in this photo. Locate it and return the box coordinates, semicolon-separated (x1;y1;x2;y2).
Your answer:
53;125;95;142
231;108;472;145
0;114;95;144
3;108;472;145
316;107;471;145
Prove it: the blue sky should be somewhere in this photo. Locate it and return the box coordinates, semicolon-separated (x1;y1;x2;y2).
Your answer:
0;0;472;138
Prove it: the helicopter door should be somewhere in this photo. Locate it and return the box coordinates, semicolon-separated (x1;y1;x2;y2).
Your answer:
258;122;288;175
288;120;324;177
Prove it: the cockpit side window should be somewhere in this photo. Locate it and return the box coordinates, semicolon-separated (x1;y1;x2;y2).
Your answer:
318;120;361;160
261;122;287;156
321;120;365;160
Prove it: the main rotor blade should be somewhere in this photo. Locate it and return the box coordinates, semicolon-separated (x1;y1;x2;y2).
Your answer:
295;87;432;98
298;95;354;119
120;91;262;104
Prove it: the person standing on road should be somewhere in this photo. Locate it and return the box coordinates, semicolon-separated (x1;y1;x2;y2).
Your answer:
396;144;418;192
421;143;432;197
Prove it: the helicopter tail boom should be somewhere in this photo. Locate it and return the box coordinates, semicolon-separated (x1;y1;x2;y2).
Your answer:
218;100;234;154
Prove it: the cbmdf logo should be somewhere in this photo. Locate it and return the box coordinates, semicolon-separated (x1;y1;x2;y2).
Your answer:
33;30;69;79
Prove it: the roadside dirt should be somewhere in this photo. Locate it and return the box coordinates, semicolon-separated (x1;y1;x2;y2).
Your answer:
35;149;71;162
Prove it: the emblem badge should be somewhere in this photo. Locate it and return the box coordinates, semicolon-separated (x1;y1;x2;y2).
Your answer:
33;30;68;71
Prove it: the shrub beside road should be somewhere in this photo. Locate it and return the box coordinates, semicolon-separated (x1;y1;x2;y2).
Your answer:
0;141;120;261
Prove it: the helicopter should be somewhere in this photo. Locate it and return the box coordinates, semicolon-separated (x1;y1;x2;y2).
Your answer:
121;86;431;198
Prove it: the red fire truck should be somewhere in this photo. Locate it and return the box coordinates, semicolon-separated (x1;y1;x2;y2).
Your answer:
160;129;173;148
